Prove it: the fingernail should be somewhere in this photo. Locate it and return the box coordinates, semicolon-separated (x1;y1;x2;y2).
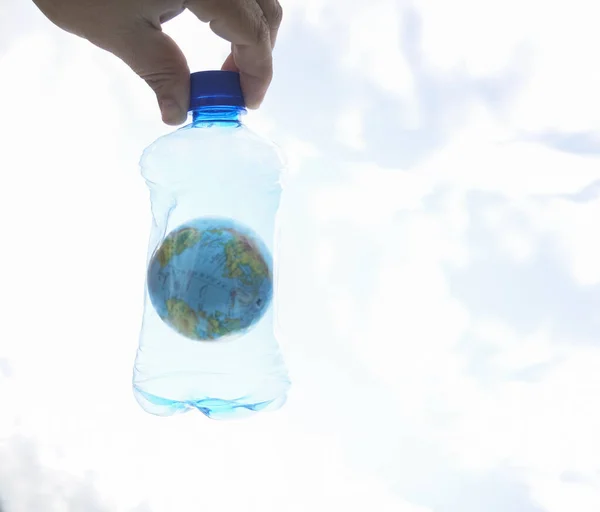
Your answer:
245;97;263;110
159;98;184;125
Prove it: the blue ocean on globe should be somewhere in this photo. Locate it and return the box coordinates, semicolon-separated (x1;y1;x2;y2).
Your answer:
147;217;273;341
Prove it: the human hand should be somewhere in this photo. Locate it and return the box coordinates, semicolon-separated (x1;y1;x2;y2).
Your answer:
32;0;282;125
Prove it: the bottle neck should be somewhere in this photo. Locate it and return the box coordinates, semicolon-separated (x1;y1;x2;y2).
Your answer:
191;105;245;127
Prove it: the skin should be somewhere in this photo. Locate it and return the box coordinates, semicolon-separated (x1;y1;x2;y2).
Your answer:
32;0;283;125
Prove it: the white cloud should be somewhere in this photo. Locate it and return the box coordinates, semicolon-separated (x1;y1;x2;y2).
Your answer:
477;200;540;264
526;197;600;287
440;346;600;475
161;10;230;72
0;435;117;512
417;0;534;76
342;1;415;97
470;317;566;373
527;473;600;512
293;141;600;510
417;0;600;131
313;163;435;226
285;0;418;113
417;133;600;198
284;0;328;28
334;106;366;150
304;164;475;421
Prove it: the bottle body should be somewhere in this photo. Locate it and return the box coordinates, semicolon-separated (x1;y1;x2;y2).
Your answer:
133;108;290;419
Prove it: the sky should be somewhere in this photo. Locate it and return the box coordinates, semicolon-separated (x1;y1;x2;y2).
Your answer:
1;0;600;510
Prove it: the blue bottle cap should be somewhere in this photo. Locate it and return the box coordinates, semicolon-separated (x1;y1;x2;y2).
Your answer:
189;71;246;110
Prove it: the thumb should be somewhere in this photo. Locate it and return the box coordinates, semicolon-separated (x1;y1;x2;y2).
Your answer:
106;25;190;125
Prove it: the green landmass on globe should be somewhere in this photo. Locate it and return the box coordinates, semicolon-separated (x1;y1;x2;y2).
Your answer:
165;298;243;340
156;227;202;268
147;218;273;341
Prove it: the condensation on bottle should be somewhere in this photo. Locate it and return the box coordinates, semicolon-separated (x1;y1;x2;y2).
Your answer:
132;71;290;420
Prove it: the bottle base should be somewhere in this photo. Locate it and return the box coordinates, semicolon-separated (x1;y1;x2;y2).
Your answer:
132;385;287;420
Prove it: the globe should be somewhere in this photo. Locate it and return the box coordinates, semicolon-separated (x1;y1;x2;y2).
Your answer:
147;217;273;341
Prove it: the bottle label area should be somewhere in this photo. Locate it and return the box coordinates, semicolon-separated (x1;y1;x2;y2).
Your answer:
147;216;273;341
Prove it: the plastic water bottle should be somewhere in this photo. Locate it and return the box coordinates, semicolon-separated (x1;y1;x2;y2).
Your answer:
132;71;290;420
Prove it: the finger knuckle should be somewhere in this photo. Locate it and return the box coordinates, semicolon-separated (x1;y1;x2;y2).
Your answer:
253;18;271;45
266;2;283;28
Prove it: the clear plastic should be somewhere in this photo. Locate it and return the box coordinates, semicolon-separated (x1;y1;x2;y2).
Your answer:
132;105;291;420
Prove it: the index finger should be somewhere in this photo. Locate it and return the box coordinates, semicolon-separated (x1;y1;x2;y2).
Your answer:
186;0;282;108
